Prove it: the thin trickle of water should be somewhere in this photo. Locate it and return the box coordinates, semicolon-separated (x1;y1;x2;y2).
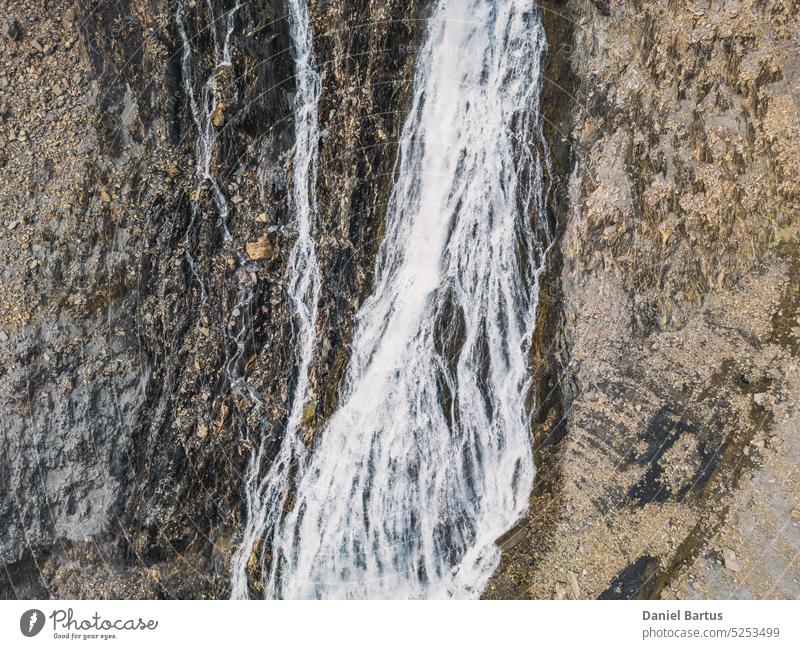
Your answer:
236;0;550;599
176;0;241;292
177;1;260;410
225;262;263;407
230;0;323;599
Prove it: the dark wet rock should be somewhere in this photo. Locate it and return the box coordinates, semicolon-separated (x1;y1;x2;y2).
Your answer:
599;556;659;600
591;0;611;16
4;18;22;41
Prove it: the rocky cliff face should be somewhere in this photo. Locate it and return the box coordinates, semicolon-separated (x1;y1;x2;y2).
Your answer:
486;0;800;599
1;0;798;600
0;0;424;598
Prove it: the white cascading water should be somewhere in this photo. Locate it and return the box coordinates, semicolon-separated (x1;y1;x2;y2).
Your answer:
234;0;550;599
230;0;323;599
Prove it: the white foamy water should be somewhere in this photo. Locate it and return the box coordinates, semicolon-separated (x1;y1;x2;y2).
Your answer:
234;0;550;599
230;0;323;599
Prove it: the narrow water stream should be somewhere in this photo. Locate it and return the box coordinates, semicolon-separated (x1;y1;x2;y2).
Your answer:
230;0;323;599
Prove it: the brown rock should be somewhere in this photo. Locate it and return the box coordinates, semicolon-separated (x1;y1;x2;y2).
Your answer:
302;400;317;426
495;522;527;551
211;103;225;128
246;236;274;261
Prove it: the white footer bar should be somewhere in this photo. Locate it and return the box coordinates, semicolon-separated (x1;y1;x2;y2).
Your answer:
1;600;797;648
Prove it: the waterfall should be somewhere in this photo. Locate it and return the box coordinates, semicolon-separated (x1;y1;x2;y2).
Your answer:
234;0;549;599
230;0;323;599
